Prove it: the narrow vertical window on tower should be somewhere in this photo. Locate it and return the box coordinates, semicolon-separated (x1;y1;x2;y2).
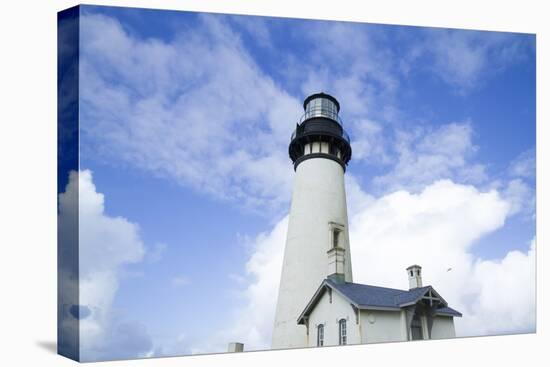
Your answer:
317;324;324;346
328;222;345;251
333;228;340;248
339;319;347;345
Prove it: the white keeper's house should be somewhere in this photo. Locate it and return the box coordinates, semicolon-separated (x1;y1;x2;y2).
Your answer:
271;93;462;349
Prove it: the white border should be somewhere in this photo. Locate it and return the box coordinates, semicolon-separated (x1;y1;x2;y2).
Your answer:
0;0;546;366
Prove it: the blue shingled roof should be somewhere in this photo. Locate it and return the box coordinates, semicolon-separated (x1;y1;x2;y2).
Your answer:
297;278;462;323
326;278;439;309
325;279;426;308
434;306;462;317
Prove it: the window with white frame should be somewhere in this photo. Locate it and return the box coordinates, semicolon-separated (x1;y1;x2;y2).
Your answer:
317;324;324;346
339;319;347;345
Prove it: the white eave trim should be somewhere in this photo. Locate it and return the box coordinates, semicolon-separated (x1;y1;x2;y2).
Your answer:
357;305;401;312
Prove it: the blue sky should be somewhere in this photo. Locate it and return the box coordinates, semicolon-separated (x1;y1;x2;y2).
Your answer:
64;4;535;361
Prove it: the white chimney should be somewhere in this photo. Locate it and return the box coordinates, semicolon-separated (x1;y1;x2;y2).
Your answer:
406;265;422;289
227;342;244;353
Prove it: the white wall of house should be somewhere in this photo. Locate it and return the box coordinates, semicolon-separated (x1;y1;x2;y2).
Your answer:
304;289;457;347
360;309;406;343
430;316;456;339
307;290;360;347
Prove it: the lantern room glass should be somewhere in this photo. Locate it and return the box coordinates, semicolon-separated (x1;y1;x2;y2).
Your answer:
303;96;339;122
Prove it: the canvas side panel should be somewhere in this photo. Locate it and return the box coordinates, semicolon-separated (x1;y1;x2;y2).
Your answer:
57;5;80;362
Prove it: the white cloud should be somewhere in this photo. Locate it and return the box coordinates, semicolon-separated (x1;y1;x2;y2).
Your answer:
299;22;398;101
153;333;190;357
509;148;535;179
503;178;534;217
189;217;288;353
229;15;272;49
403;30;532;92
220;179;534;350
350;180;534;336
373;122;488;192
237;216;288;348
79;13;299;213
77;12;533;211
349;180;509;288
460;237;535;336
349;118;390;163
58;170;152;361
493;148;536;220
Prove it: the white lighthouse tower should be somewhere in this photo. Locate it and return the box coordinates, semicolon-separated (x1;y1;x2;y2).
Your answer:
272;93;353;349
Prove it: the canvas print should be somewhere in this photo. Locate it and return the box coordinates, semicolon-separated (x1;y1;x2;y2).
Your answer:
58;4;536;362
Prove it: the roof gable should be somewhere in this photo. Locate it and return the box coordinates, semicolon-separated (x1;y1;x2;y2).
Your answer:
395;286;448;307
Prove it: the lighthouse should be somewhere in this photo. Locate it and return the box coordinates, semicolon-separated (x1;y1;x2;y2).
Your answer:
272;93;353;349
